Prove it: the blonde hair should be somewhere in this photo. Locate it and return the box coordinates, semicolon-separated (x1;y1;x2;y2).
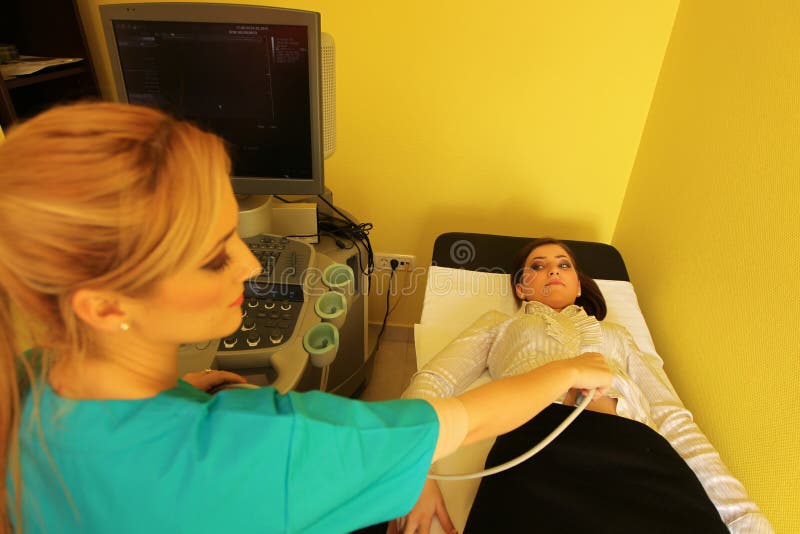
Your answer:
0;102;231;531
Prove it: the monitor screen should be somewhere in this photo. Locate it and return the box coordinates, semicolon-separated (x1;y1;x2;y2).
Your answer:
100;3;324;195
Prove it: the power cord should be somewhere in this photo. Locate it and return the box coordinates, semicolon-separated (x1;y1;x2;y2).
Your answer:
318;216;374;292
315;196;374;273
375;259;399;351
272;193;376;292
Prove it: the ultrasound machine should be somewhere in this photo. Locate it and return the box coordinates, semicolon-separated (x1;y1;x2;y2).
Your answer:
99;3;369;396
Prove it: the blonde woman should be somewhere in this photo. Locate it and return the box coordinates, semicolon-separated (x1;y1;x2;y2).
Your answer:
0;102;611;533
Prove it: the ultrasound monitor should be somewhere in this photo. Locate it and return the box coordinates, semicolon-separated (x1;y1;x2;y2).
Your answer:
99;3;326;197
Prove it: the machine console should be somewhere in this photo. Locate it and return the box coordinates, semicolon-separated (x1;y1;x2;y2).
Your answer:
178;233;367;396
177;234;317;388
220;235;313;352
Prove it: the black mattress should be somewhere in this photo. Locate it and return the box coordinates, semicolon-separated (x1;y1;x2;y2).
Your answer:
431;232;629;281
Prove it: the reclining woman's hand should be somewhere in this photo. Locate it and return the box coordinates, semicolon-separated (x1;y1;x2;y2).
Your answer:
394;478;457;534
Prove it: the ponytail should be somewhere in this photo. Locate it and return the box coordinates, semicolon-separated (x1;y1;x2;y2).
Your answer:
575;272;607;321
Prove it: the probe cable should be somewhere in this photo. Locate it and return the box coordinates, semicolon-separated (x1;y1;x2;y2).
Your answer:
428;389;595;481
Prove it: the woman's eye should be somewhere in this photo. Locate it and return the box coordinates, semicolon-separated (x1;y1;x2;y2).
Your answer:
529;264;544;271
559;262;572;269
203;252;231;272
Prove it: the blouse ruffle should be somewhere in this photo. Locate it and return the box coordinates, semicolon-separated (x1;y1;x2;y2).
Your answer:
521;301;604;347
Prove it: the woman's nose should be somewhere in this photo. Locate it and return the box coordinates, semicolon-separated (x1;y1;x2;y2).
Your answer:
234;249;262;282
242;253;262;281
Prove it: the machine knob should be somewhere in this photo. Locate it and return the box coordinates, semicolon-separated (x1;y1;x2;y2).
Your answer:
269;329;284;344
264;298;276;309
223;336;238;349
247;297;259;308
241;318;257;332
280;300;292;311
246;333;261;347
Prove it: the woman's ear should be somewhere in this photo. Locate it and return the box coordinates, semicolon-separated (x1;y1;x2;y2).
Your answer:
515;283;527;300
71;289;129;333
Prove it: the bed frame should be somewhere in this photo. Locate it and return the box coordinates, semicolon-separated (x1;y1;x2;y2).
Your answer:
419;233;737;534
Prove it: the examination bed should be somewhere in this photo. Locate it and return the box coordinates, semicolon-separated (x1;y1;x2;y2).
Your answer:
411;232;769;533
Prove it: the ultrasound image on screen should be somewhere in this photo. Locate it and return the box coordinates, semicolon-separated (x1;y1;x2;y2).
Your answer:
112;20;312;179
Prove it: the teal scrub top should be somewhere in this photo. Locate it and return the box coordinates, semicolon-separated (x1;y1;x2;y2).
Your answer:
12;380;439;533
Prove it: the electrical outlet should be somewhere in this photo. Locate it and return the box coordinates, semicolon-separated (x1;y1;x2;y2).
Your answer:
375;253;415;272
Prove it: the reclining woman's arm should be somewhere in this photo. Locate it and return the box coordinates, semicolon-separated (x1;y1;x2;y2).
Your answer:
615;326;774;534
403;311;508;400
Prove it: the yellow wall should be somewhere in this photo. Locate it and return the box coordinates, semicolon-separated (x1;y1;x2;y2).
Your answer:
77;0;679;325
613;1;799;530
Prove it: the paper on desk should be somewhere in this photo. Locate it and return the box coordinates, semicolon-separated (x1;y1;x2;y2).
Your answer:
0;56;83;79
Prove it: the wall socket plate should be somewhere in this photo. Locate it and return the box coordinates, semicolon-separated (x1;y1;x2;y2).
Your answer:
375;253;415;272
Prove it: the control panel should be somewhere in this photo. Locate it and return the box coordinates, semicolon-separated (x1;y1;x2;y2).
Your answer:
177;233;369;396
177;234;317;388
219;235;312;352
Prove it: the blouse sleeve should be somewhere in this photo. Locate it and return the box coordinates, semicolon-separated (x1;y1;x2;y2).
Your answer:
613;326;775;533
402;310;509;399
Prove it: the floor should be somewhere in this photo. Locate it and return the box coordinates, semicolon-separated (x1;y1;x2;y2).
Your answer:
358;325;417;401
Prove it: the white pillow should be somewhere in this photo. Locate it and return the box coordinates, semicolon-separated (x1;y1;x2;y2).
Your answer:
417;266;658;368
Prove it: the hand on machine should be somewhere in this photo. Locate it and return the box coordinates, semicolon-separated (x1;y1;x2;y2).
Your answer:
182;369;259;395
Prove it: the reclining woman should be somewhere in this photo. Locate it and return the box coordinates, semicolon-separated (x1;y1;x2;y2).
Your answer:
398;238;772;534
0;102;615;533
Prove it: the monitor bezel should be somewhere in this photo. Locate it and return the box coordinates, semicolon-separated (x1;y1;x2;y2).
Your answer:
99;2;325;196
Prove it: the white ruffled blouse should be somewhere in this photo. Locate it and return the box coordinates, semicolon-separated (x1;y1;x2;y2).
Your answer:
404;301;652;427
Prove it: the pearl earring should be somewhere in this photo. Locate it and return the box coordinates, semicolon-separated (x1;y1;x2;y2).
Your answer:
120;322;130;332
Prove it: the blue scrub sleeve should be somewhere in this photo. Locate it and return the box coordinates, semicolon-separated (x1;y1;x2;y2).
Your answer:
14;382;439;534
281;390;439;532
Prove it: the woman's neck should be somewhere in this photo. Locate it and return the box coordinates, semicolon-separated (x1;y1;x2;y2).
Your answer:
49;337;179;400
525;300;575;313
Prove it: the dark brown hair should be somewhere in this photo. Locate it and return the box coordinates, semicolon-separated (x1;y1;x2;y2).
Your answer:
510;237;607;320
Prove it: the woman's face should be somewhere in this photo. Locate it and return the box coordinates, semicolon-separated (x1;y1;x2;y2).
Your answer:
127;181;262;345
515;244;581;311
